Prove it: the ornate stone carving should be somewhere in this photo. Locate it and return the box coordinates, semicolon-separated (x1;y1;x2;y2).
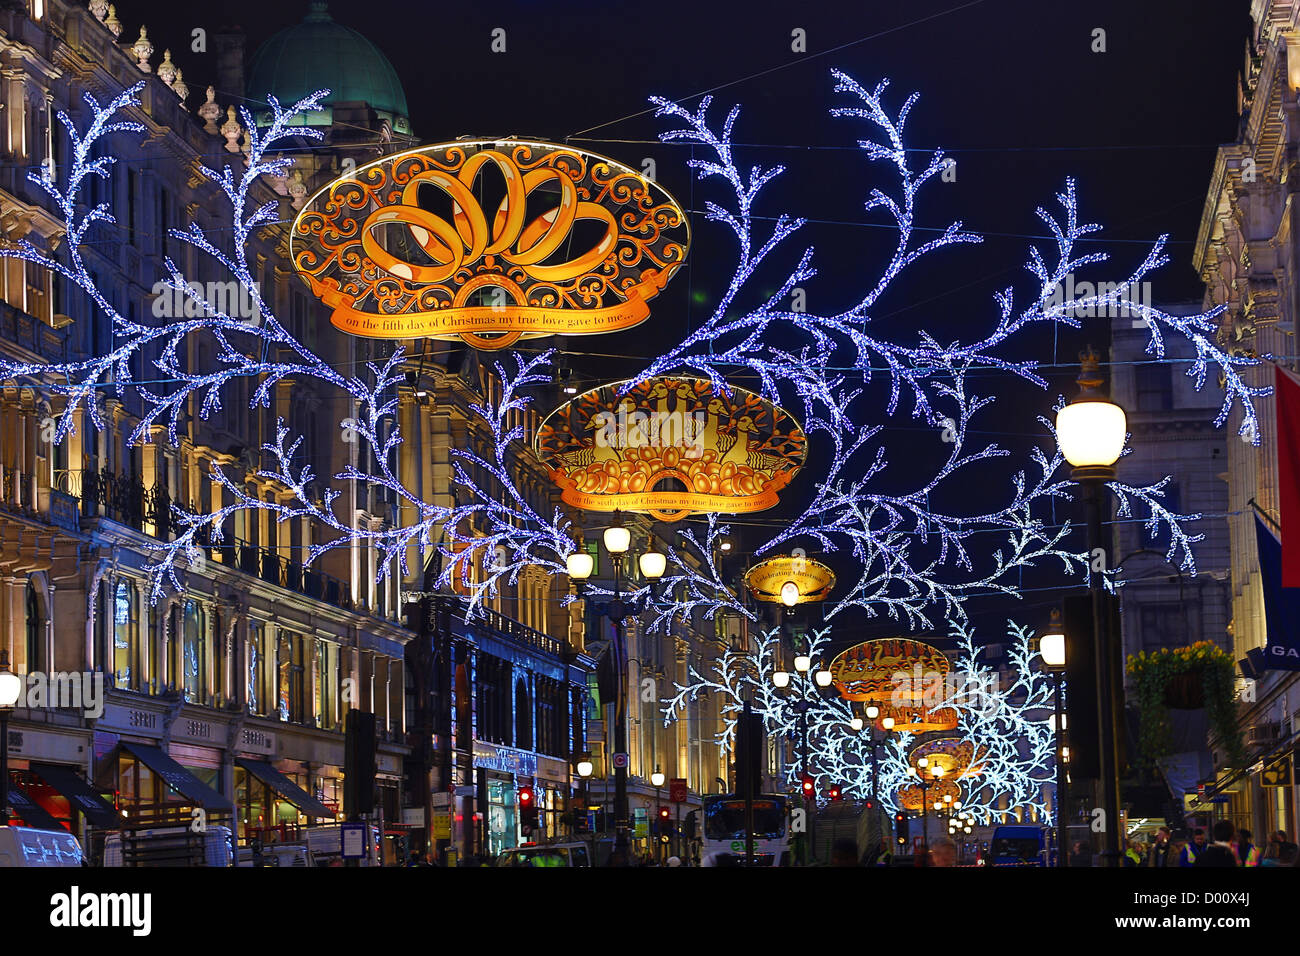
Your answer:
221;105;242;154
198;86;220;134
131;26;154;73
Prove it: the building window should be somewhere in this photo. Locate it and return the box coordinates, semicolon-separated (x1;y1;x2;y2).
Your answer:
278;630;305;723
112;579;145;691
1135;362;1173;412
179;601;207;703
316;640;337;730
1138;602;1201;654
25;580;42;675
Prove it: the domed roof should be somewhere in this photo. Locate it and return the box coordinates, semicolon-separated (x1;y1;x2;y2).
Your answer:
246;2;409;131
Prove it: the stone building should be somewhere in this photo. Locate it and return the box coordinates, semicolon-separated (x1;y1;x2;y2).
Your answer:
1192;0;1300;842
0;0;740;865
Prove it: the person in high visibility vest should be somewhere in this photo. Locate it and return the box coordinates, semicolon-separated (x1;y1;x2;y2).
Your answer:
1235;829;1261;867
1179;828;1206;867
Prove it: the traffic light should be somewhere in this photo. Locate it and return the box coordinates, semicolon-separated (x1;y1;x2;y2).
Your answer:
657;805;670;835
828;785;842;801
518;786;539;835
894;811;909;845
800;775;815;800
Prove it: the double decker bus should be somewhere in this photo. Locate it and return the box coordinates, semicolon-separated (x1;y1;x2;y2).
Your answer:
700;794;790;866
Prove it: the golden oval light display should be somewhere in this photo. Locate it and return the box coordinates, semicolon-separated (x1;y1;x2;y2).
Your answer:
897;776;962;812
909;738;981;778
535;376;807;522
291;140;689;349
743;555;835;604
828;638;951;703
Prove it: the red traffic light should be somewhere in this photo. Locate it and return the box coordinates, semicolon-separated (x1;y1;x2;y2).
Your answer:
800;776;815;797
658;806;670;820
518;786;534;806
828;785;842;801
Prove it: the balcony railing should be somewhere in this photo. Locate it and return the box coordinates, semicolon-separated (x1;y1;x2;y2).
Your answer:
0;466;36;515
69;470;395;620
441;597;564;658
200;534;357;612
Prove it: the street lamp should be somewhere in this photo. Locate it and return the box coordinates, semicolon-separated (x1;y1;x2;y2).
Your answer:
0;650;20;826
573;754;594;839
566;513;666;865
650;767;666;862
853;703;893;813
1040;608;1069;868
1055;348;1126;867
910;758;944;852
772;653;834;865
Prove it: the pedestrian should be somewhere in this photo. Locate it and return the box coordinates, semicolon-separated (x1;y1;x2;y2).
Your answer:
1259;841;1298;866
830;838;859;866
1147;826;1172;867
1193;820;1238;867
1179;828;1206;866
929;838;957;867
1235;828;1260;867
665;855;682;867
1069;840;1092;867
1124;839;1143;867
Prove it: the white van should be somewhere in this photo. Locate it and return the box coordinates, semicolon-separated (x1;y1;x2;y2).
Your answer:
102;825;233;867
0;826;85;867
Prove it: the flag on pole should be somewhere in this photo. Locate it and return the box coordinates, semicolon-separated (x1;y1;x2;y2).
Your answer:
1275;365;1300;586
1253;515;1300;671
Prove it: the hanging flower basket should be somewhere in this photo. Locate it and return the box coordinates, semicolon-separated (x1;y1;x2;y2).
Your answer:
1127;641;1243;768
1162;672;1205;710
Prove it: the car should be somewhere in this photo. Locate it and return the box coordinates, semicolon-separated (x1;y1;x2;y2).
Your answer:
495;840;612;867
988;825;1049;866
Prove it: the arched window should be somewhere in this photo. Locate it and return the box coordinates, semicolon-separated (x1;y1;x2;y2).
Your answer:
25;580;42;674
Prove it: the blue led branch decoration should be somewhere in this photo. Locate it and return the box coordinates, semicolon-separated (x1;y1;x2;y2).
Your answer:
663;621;1059;824
0;70;1251;628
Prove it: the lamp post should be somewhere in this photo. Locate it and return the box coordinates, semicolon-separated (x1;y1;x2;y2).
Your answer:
1040;608;1069;868
0;651;20;826
574;754;593;840
650;768;666;863
1055;348;1127;867
565;513;665;866
852;705;894;810
910;759;944;852
772;652;833;865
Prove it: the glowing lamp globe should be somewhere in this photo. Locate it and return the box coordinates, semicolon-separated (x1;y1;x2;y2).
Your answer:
814;669;833;688
651;770;666;787
603;524;631;555
639;550;667;580
865;704;880;720
882;716;895;731
1056;400;1125;470
794;655;811;673
0;655;19;709
772;671;791;688
566;551;594;581
779;581;801;607
1040;634;1066;671
576;758;594;778
850;717;864;731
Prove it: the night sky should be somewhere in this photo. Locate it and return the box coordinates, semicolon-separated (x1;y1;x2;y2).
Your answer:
128;0;1252;640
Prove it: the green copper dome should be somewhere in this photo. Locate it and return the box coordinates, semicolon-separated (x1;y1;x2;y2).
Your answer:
246;2;410;132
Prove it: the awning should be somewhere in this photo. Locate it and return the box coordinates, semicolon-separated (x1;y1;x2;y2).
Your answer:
235;758;334;818
120;743;234;811
29;762;123;829
6;783;67;831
